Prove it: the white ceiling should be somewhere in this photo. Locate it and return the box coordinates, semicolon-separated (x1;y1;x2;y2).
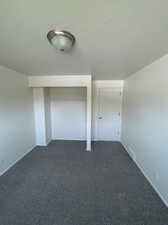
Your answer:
1;0;168;79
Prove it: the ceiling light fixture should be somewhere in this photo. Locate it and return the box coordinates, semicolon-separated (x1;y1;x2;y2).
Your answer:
47;30;75;51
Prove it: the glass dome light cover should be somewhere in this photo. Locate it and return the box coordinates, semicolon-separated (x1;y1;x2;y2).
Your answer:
47;30;75;51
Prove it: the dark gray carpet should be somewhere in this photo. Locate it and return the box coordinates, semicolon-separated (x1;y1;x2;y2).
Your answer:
0;141;167;225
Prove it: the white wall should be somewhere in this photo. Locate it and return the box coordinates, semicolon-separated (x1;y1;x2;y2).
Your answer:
33;88;51;145
29;75;91;87
33;88;46;145
44;88;52;144
122;54;168;206
50;87;86;140
0;66;35;175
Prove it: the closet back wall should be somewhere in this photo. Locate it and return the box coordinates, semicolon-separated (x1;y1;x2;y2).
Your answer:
50;87;86;140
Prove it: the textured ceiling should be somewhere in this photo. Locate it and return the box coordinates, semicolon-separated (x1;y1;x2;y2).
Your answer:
0;0;168;79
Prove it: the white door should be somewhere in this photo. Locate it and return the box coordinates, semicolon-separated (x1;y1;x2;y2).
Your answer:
97;88;122;141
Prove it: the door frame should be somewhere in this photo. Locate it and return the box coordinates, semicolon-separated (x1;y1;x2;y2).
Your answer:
29;75;92;151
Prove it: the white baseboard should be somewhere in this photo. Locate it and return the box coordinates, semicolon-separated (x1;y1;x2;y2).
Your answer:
92;139;121;142
121;141;168;208
36;139;51;147
0;145;36;177
46;139;52;145
52;138;86;141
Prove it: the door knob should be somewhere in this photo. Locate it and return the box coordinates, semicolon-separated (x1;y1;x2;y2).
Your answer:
98;117;102;119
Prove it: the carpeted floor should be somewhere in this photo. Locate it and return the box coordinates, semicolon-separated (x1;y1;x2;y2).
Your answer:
0;141;167;225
